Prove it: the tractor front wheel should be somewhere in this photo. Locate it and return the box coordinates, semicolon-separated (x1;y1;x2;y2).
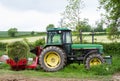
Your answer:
85;54;104;69
39;46;66;72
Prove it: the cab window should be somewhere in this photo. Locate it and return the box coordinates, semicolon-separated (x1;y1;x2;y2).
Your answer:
47;32;61;44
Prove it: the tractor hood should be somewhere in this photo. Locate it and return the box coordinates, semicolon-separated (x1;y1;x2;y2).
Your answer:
72;44;103;53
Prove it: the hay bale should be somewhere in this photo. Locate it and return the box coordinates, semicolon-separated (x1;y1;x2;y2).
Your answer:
7;41;30;61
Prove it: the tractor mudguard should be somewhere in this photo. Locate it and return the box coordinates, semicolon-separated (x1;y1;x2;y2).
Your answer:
30;46;43;56
84;50;98;61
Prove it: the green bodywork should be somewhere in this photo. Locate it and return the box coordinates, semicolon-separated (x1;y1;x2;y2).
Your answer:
72;44;103;54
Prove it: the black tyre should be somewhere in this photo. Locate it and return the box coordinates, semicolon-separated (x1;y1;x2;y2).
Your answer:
85;54;104;69
39;46;66;72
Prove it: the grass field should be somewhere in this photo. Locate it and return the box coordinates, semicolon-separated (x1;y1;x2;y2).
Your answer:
0;35;120;43
0;36;45;43
0;31;9;37
0;31;46;43
73;35;120;43
0;31;32;37
0;31;119;43
0;31;46;39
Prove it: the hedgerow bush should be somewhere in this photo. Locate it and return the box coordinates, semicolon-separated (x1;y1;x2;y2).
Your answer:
23;38;45;50
6;41;30;60
34;38;45;47
0;39;119;56
102;43;120;55
0;42;7;51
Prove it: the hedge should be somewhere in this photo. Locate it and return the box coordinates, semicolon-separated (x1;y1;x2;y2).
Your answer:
0;42;7;51
34;38;45;47
0;41;120;56
102;43;120;55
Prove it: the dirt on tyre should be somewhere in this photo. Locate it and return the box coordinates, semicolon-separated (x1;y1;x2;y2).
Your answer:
39;46;66;72
85;54;104;69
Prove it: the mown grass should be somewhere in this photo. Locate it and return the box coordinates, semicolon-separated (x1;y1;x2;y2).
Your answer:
0;55;119;80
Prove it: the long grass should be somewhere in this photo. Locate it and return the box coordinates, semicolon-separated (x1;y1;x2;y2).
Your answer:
0;50;6;56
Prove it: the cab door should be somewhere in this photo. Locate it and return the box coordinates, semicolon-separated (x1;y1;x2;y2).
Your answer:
63;31;72;55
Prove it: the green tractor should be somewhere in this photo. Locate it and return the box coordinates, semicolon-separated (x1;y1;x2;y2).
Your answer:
39;27;111;72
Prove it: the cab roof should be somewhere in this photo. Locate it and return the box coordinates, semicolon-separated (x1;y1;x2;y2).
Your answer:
47;27;71;31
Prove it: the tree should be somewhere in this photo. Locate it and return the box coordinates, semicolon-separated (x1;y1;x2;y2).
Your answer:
46;24;55;30
61;0;84;29
31;31;35;36
94;20;104;32
99;0;120;40
75;19;91;43
76;18;91;32
8;28;18;37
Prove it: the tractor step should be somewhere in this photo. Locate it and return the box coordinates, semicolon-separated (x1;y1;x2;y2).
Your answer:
76;57;84;61
68;55;84;61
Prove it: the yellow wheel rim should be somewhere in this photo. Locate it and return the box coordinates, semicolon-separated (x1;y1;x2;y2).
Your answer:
90;58;101;66
44;51;61;68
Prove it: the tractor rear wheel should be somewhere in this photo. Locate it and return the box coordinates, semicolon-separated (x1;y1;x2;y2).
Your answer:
39;46;66;72
85;54;104;69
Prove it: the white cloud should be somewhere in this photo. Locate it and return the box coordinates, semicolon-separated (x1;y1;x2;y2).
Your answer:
0;0;104;31
0;0;67;12
0;3;61;31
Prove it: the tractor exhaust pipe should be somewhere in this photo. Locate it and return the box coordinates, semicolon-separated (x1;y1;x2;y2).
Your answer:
79;30;82;44
92;30;94;44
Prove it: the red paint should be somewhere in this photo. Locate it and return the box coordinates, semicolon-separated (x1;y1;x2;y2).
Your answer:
6;58;27;70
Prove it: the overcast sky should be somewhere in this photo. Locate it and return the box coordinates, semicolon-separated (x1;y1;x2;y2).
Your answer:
0;0;102;31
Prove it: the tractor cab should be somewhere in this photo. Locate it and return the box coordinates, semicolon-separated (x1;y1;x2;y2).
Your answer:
46;28;72;54
47;28;72;45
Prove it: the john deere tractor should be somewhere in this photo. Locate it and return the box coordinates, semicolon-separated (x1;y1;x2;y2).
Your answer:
39;28;110;72
6;27;111;71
